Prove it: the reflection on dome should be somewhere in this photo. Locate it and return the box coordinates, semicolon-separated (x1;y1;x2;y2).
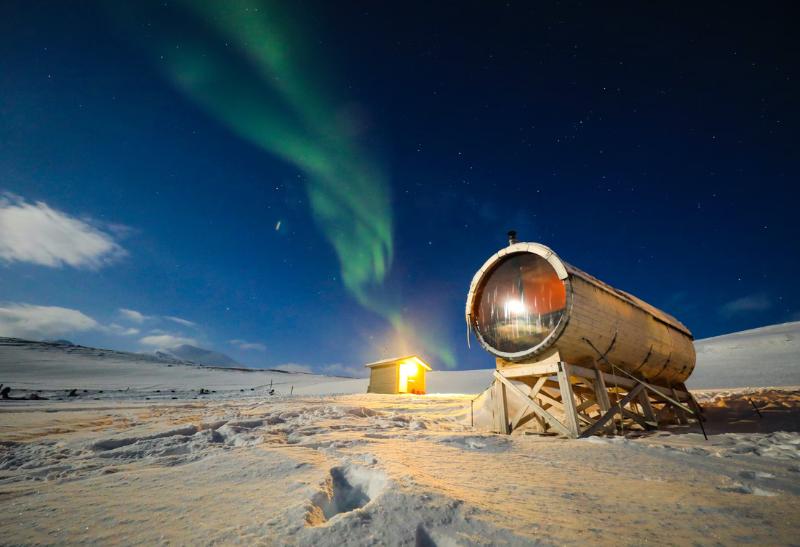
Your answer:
474;253;567;354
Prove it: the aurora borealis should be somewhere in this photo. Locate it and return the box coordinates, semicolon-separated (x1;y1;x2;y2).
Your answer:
116;3;392;302
108;0;454;365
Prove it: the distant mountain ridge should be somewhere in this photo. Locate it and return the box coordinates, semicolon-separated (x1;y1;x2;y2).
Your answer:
153;344;240;368
44;339;75;346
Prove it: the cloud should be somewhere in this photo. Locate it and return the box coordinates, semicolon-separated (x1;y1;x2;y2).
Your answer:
119;308;149;324
273;363;313;373
0;194;126;269
105;323;140;336
0;303;98;339
229;339;266;352
720;294;772;317
139;334;197;348
164;316;197;327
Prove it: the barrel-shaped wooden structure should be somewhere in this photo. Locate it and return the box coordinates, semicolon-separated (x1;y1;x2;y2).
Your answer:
466;242;695;387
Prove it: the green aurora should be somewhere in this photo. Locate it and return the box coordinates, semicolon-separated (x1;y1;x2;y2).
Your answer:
111;0;455;367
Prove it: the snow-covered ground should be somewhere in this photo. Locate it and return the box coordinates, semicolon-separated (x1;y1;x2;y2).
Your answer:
1;389;799;544
1;323;799;544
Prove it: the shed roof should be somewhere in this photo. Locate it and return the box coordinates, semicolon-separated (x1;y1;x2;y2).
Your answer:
364;355;432;370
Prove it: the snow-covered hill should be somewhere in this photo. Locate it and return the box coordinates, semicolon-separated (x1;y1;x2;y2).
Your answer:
0;321;797;400
153;344;240;368
0;337;337;398
690;321;800;389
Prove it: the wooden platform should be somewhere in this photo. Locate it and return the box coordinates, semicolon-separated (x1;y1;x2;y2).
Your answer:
489;361;702;438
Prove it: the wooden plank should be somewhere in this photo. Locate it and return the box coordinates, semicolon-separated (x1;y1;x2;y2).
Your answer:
576;398;598;413
593;369;612;413
620;408;657;430
499;362;560;378
638;390;657;423
535;389;565;412
495;381;510;433
591;368;615;433
509;376;548;430
493;371;571;437
671;387;688;425
557;363;580;438
679;383;705;421
568;364;637;389
596;364;696;415
579;384;644;438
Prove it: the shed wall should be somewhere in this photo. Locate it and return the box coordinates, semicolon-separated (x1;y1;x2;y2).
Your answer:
368;366;398;394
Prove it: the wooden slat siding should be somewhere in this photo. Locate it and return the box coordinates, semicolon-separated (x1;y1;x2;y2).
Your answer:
367;365;398;394
558;276;694;386
555;279;689;383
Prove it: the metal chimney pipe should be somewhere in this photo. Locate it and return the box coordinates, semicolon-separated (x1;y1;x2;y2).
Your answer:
507;230;518;245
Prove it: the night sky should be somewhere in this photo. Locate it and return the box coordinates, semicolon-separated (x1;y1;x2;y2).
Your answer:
1;1;797;373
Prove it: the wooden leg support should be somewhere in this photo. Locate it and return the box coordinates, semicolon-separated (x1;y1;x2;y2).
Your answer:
557;363;580;438
489;362;698;438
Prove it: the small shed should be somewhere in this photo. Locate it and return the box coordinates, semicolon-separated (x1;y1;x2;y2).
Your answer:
365;355;431;394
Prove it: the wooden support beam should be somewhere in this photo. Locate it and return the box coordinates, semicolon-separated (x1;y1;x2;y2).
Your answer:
671;387;688;425
488;360;698;438
579;384;644;438
576;398;598;413
593;369;612;413
620;408;657;430
536;385;591;425
499;362;560;378
638;389;657;423
509;376;547;430
676;382;704;421
568;364;637;389
595;365;695;416
500;381;511;433
557;363;580;438
494;371;571;437
493;380;510;434
535;389;565;413
592;368;614;433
